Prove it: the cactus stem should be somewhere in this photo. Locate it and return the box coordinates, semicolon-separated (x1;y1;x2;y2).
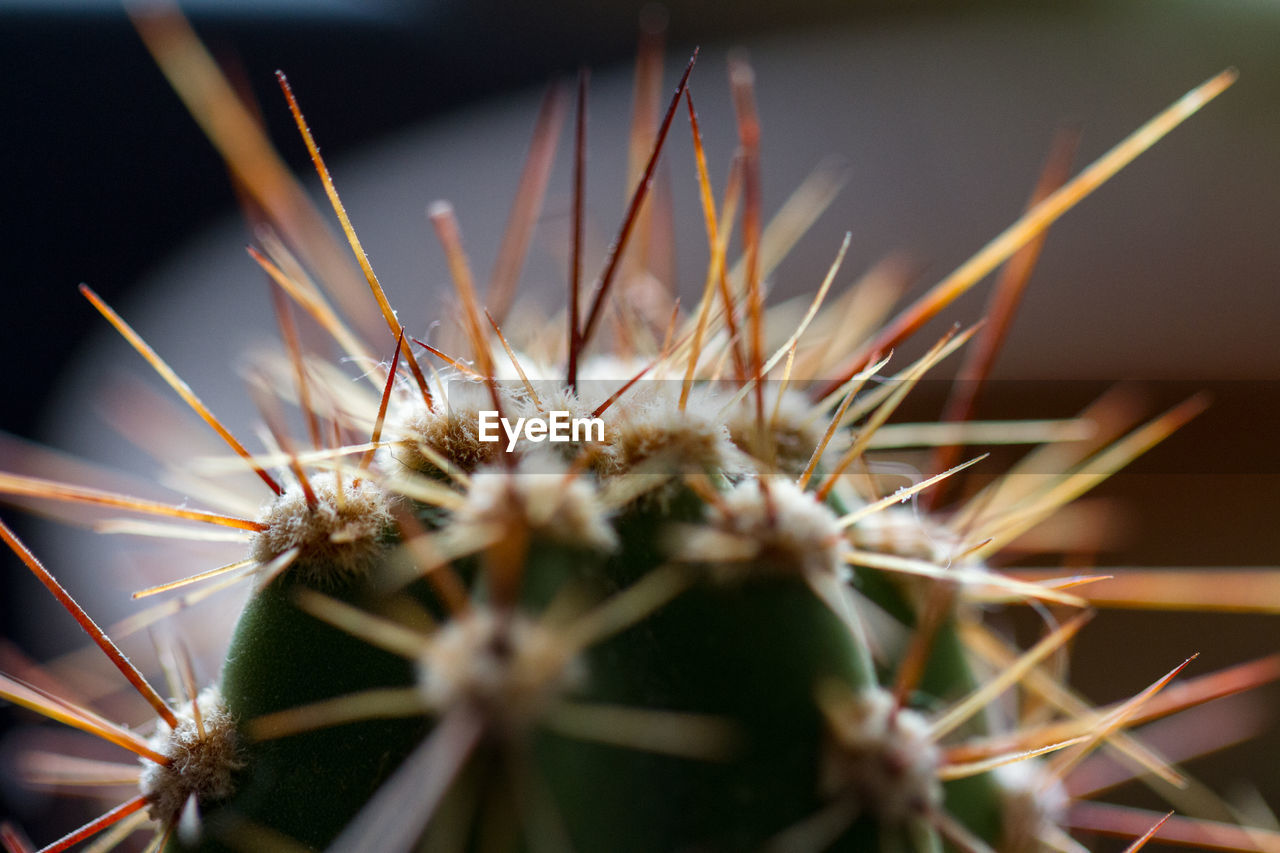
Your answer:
418;609;580;735
560;564;692;650
929;806;999;853
762;795;865;853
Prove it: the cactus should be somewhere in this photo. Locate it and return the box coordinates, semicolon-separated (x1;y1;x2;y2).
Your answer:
2;11;1278;853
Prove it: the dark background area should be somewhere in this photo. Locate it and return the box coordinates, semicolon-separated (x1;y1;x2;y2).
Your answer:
0;0;1041;441
2;0;1278;847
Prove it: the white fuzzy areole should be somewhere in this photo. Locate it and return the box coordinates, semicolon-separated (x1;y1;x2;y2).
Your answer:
417;609;580;735
139;686;244;826
592;382;747;480
453;461;617;552
251;472;395;584
387;380;515;475
709;477;845;580
821;687;942;822
992;759;1070;853
849;504;966;566
725;387;841;474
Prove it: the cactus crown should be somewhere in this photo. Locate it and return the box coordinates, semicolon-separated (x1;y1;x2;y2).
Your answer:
0;13;1273;853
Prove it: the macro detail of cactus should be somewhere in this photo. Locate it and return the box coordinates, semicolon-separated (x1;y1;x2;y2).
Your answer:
3;10;1279;853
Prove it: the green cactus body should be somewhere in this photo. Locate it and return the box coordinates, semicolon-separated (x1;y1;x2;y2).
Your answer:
205;489;904;851
214;574;430;849
188;429;1008;853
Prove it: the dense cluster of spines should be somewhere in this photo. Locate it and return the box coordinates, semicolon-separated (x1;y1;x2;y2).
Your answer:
1;10;1277;853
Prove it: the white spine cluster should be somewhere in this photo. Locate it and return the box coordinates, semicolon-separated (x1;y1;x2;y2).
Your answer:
820;687;942;822
992;759;1071;853
251;471;396;584
417;609;581;736
849;504;966;565
450;461;617;552
725;387;842;473
140;686;244;826
389;379;515;475
708;477;845;580
612;385;748;478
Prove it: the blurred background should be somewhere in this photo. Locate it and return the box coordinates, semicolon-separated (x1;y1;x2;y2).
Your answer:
1;0;1278;845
